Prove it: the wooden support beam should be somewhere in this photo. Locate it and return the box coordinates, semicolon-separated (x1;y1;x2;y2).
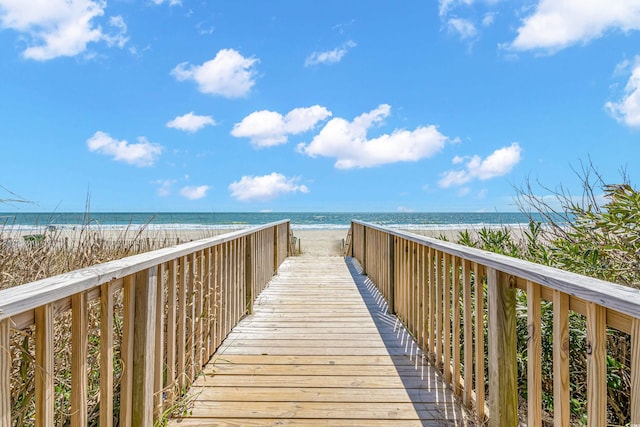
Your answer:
487;267;517;427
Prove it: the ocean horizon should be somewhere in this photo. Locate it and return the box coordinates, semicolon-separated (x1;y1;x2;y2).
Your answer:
0;211;545;232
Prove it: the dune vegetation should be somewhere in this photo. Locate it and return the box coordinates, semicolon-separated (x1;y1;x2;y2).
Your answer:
449;168;639;426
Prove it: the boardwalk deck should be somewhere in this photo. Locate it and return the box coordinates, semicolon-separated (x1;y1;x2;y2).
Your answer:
169;256;472;426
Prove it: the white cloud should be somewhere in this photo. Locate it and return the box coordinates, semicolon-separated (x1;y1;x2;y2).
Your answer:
154;179;176;196
0;0;128;60
297;104;449;169
305;40;356;66
180;185;209;200
605;58;640;127
438;142;522;188
447;18;477;39
482;12;496;27
152;0;182;6
87;131;162;167
509;0;640;52
397;206;414;213
231;105;332;148
166;112;216;133
171;49;258;98
229;173;309;202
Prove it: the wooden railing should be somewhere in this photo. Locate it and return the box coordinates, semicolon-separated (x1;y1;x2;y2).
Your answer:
0;220;290;427
349;220;640;427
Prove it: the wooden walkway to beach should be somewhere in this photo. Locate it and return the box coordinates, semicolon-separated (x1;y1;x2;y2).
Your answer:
169;256;471;426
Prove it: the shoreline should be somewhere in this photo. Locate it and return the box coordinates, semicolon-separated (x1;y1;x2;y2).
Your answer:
3;224;533;257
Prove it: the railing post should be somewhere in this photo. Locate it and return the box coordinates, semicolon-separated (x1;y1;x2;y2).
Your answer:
361;226;367;275
632;318;640;424
1;319;10;427
246;235;254;314
132;267;158;426
388;234;395;315
487;267;517;427
35;304;54;427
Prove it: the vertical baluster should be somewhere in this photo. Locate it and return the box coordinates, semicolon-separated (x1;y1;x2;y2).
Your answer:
154;263;166;420
553;290;569;427
35;304;54;427
473;263;485;419
119;276;135;427
132;267;158;426
586;302;606;426
100;283;114;427
435;250;443;370
71;292;88;427
463;260;473;408
177;257;187;391
187;253;195;383
452;256;461;395
631;318;640;424
428;248;435;359
487;268;517;426
444;253;452;383
195;251;204;372
527;281;542;427
1;319;12;427
166;259;177;407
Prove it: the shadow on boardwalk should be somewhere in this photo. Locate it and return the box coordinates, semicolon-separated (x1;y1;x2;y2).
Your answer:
345;256;474;426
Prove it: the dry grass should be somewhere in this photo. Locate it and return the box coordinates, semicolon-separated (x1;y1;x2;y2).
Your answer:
0;222;223;426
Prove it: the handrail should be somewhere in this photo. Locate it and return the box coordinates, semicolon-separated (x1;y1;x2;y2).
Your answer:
349;220;640;426
0;220;291;426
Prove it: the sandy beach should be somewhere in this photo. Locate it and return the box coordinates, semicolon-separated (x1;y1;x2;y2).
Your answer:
290;224;532;257
8;224;530;257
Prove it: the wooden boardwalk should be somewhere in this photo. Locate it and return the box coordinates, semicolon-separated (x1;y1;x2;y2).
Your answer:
169;256;471;426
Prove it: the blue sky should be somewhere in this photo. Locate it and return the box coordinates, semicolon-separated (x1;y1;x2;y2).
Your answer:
1;0;639;213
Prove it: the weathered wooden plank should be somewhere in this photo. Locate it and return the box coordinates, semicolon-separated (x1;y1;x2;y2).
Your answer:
187;401;462;420
190;386;449;402
209;354;426;366
169;418;453;427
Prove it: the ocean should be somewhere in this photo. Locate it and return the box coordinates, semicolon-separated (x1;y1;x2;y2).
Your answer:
0;211;544;232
